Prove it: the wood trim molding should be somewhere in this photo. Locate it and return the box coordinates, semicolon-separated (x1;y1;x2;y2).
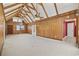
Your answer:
35;10;77;23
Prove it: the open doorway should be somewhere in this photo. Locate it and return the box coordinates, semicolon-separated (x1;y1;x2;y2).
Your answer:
63;19;76;46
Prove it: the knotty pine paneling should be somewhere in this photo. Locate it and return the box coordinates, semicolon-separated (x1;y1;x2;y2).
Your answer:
6;20;28;34
0;4;5;53
36;13;76;40
77;16;79;45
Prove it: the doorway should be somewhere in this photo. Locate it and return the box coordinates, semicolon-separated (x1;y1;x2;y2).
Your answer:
67;22;75;37
64;20;76;46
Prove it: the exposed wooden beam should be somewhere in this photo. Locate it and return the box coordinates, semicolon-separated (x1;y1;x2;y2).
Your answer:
24;3;35;10
31;3;40;18
5;10;19;17
20;14;28;24
6;13;18;21
24;4;35;18
5;5;24;14
20;13;30;23
22;8;31;13
40;3;48;18
21;10;33;22
22;8;34;21
54;3;58;15
20;12;31;23
4;3;21;9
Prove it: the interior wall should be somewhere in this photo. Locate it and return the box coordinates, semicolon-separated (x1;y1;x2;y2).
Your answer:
6;19;28;34
36;12;76;40
77;16;79;45
32;24;36;36
27;24;32;34
0;4;5;53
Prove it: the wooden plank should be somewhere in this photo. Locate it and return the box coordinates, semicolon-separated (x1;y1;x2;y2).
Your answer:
5;5;23;14
24;4;35;18
24;3;35;10
6;13;18;21
20;13;30;23
19;15;28;24
21;12;33;22
40;3;48;18
22;8;30;13
5;10;19;17
21;8;34;22
31;3;40;18
20;12;31;23
4;3;20;9
54;3;58;15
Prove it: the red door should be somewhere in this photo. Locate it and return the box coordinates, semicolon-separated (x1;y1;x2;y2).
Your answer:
64;21;76;37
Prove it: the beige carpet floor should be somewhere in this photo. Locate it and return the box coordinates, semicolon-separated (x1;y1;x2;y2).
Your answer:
1;34;79;56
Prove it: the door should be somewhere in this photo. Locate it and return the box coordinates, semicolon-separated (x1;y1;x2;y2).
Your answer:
67;23;74;37
7;25;13;34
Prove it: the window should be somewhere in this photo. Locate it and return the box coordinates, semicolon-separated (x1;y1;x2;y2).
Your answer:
16;25;21;30
13;17;18;22
13;18;18;22
13;17;22;22
16;25;25;30
21;25;25;30
18;19;22;22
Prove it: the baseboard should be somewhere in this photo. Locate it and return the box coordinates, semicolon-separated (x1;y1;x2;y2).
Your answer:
36;35;63;41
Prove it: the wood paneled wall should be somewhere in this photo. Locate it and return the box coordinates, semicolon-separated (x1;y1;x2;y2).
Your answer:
6;20;28;34
0;4;5;54
36;12;76;40
77;16;79;46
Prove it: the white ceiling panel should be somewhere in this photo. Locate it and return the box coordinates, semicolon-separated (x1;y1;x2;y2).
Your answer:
36;4;46;19
43;3;57;17
56;3;79;14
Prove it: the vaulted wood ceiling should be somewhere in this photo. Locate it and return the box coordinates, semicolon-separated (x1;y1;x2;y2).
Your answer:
3;3;79;24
